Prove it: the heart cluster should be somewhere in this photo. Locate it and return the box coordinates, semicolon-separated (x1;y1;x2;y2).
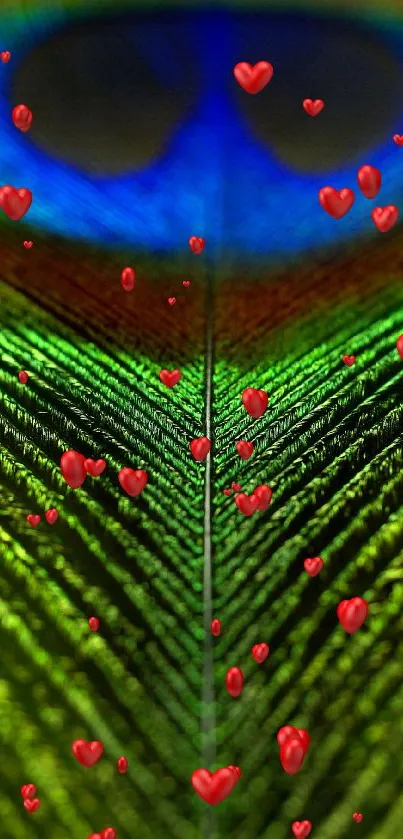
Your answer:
319;165;399;232
21;783;40;813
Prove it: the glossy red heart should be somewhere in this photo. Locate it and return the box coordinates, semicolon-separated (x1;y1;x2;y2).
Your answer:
159;369;182;387
242;387;268;418
71;739;104;767
292;821;312;838
319;187;355;219
189;236;205;254
252;643;269;663
191;767;239;805
1;52;11;63
279;737;306;774
211;618;221;636
236;440;254;460
0;186;32;220
235;492;259;516
121;266;135;291
23;798;40;813
233;61;274;94
23;240;33;248
117;756;129;774
60;450;87;489
371;205;399;232
393;134;403;146
27;514;40;527
304;557;323;577
190;437;211;461
182;280;191;287
12;104;33;132
352;813;363;823
21;784;37;799
84;458;107;477
343;355;356;366
18;370;29;383
118;468;148;497
253;484;272;511
303;98;324;116
45;508;59;525
168;297;176;305
337;597;368;633
397;335;403;359
357;164;381;199
225;667;244;698
88;616;100;632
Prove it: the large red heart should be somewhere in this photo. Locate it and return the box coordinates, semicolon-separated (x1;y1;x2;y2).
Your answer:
191;767;239;805
337;597;368;634
0;185;32;220
118;468;148;497
304;557;323;577
84;458;107;477
12;103;33;132
279;737;306;774
371;205;399;233
393;134;403;146
225;667;244;698
60;450;87;489
71;739;104;767
292;821;312;838
302;98;324;117
159;369;182;387
235;492;259;516
236;440;254;460
251;643;269;663
253;484;272;511
319;187;355;219
190;437;211;461
233;61;273;94
242;388;268;418
189;236;205;254
357;164;381;199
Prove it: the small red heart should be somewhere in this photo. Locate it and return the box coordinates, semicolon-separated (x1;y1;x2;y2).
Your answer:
304;557;323;577
233;61;273;94
251;643;269;663
279;737;306;775
23;798;40;813
191;767;239;806
211;618;221;636
357;164;381;199
23;240;33;248
189;236;205;254
60;450;87;489
88;616;100;632
242;388;268;418
397;334;403;359
225;667;244;698
223;488;232;496
231;483;242;491
303;98;324;116
118;468;148;497
190;437;211;461
236;440;254;460
292;821;312;838
18;370;29;383
117;756;128;774
337;597;368;633
21;784;37;799
1;51;11;63
393;134;403;146
343;355;356;366
235;492;259;516
159;369;182;387
121;267;135;292
27;514;41;527
0;185;32;221
12;104;33;132
253;484;272;511
168;297;176;306
45;508;59;525
84;458;107;477
72;739;104;767
182;280;191;287
319;186;355;219
352;813;363;823
371;205;399;233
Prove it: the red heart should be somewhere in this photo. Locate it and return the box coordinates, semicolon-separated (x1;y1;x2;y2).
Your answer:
235;492;259;516
304;557;323;577
168;297;176;306
303;98;324;116
337;597;368;634
18;370;29;383
190;437;211;461
279;737;306;774
397;334;403;359
0;52;11;63
23;798;40;813
393;134;403;146
225;667;244;698
319;187;355;219
371;205;399;233
357;164;381;199
251;643;269;663
21;784;37;799
117;756;129;774
84;458;107;477
60;450;87;489
0;185;32;221
72;739;104;767
189;236;205;254
88;616;100;632
27;514;40;527
191;767;239;806
242;388;268;418
236;440;254;460
231;483;242;491
211;618;221;636
253;484;272;511
352;813;363;823
343;355;356;366
182;280;191;287
233;61;274;94
159;369;182;387
292;821;312;838
23;240;33;248
12;104;33;132
121;266;135;292
45;508;59;524
223;488;232;496
118;468;148;497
